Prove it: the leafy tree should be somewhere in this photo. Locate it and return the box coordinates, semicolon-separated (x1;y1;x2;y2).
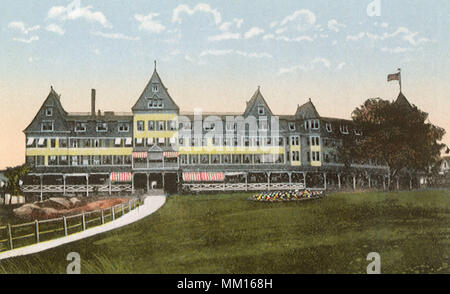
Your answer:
4;164;30;195
341;97;445;189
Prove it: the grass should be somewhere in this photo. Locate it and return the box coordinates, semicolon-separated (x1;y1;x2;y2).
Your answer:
0;190;449;274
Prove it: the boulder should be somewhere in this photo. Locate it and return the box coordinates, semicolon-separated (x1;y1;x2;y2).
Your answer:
36;207;60;219
48;197;71;209
69;197;82;208
13;203;41;219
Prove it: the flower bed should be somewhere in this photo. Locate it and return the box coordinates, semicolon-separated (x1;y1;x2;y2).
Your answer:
249;190;324;202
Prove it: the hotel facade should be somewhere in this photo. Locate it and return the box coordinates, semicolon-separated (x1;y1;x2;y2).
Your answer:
22;66;392;198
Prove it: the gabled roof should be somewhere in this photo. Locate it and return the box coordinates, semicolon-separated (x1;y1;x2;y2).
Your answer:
295;98;320;119
243;87;273;117
394;92;412;109
132;65;179;112
24;87;70;133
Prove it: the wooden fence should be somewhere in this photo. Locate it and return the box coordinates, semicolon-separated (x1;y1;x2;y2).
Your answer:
0;198;141;253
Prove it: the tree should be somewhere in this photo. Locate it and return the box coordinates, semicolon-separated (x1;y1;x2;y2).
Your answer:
4;164;30;195
342;97;445;189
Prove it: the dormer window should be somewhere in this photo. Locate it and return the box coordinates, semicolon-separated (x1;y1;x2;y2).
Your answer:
118;122;129;132
41;121;53;132
326;123;332;132
312;119;320;130
152;84;158;93
258;106;265;115
288;122;296;131
204;122;215;131
75;122;86;132
258;117;268;130
340;125;349;134
96;122;108;132
46;107;53;117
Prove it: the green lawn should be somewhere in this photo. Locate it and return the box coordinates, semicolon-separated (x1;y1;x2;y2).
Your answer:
0;190;449;274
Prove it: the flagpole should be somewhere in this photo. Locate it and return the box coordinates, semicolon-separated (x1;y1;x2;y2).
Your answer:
398;68;402;93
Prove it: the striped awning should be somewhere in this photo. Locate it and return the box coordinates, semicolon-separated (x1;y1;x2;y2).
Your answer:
132;152;147;159
111;172;132;182
164;152;179;158
182;172;225;182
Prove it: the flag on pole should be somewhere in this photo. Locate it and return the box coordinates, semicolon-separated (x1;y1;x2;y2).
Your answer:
387;72;400;82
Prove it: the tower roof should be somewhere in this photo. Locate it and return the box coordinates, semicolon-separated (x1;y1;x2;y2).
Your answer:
394;91;412;109
295;98;320;119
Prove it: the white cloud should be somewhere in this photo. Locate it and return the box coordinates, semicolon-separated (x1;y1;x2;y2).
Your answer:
327;19;346;32
380;22;389;28
336;62;346;70
208;32;241;41
13;36;39;43
172;3;221;25
199;49;272;58
135;12;165;33
263;34;314;42
381;47;412;54
278;57;330;75
279;9;316;31
346;27;430;46
219;18;243;31
47;4;111;28
45;24;65;35
91;31;140;41
332;40;338;46
244;27;264;39
8;21;40;34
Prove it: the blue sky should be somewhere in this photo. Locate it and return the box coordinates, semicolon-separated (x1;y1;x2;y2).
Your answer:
0;0;449;168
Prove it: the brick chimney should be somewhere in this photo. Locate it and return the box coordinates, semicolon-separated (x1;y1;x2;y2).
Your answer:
91;89;96;116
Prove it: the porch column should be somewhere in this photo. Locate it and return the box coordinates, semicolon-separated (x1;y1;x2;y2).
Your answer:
245;173;248;191
131;173;135;194
146;173;150;192
383;176;386;190
323;172;327;190
109;173;112;196
288;172;292;184
267;172;271;190
162;172;165;189
40;175;43;202
353;175;356;190
63;175;66;196
368;175;371;188
86;174;89;197
337;173;341;189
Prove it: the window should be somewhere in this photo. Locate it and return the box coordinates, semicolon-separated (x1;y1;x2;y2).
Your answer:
168;120;176;131
41;121;53;132
291;151;300;161
50;138;56;148
48;156;57;166
312;120;320;129
310;136;320;146
288;122;296;131
340;125;349;134
326;123;332;132
312;151;320;161
157;121;165;131
96;122;107;132
75;122;86;132
204;122;215;131
137;121;145;131
258;106;265;115
59;156;68;165
59;138;67;148
290;136;299;146
152;84;158;93
307;152;310;162
46;107;53;117
258;118;268;130
118;122;129;132
148;121;155;131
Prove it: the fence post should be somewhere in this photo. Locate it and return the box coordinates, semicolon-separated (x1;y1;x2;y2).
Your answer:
7;224;13;250
82;213;86;231
112;206;115;221
63;216;68;236
35;220;40;243
101;209;104;224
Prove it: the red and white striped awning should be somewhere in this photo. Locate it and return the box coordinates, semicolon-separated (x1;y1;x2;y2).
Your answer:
164;152;179;158
111;172;132;182
132;152;148;159
182;172;225;182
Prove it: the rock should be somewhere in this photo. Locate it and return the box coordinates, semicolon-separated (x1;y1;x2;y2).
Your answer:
13;203;41;219
37;207;60;219
69;197;82;208
47;197;71;209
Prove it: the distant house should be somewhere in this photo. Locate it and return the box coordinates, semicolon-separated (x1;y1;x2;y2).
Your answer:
0;173;7;186
439;156;450;175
